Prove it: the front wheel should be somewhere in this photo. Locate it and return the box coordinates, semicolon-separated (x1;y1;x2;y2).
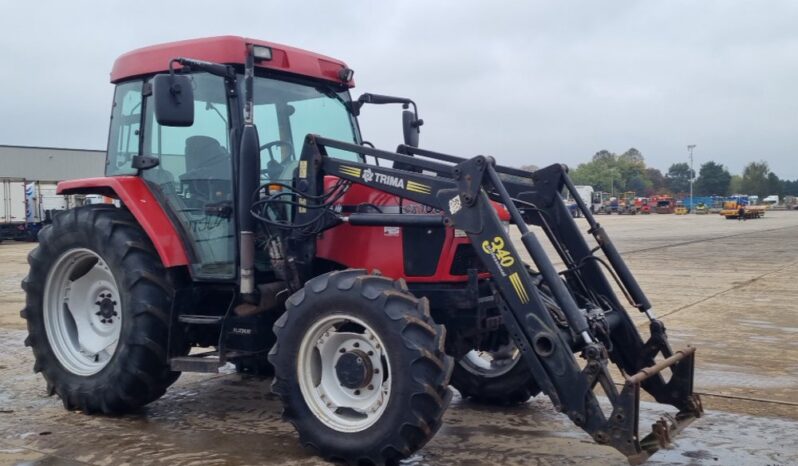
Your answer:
269;270;453;465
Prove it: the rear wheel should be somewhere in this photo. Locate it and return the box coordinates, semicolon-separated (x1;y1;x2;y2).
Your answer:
21;205;183;413
451;339;541;405
269;269;453;465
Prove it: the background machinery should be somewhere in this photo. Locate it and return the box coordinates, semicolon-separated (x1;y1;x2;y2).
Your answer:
721;197;766;219
21;37;702;465
619;191;638;215
654;195;676;214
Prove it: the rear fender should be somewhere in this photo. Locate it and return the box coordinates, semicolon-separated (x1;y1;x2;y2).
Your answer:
57;177;189;267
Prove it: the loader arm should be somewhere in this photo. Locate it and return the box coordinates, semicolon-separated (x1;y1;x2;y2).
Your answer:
276;134;702;464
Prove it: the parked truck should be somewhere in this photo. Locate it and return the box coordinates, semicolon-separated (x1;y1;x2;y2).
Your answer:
1;179;28;240
591;191;611;214
1;179;74;241
567;185;594;218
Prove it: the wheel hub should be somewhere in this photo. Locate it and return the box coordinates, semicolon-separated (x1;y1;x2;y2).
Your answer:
298;315;392;433
94;293;118;324
335;350;373;389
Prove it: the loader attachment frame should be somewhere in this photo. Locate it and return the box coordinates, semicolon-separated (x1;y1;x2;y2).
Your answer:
275;134;702;463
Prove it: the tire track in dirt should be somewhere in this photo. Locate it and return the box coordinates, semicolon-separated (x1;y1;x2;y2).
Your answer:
658;259;798;320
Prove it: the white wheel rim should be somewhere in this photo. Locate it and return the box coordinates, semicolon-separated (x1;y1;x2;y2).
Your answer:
43;248;122;376
297;314;391;433
459;342;521;378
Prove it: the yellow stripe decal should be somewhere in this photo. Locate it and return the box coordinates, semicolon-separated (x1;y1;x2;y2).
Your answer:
406;180;432;194
339;166;362;177
508;272;529;304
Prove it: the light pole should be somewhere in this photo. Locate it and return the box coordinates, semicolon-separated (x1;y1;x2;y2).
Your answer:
687;144;696;213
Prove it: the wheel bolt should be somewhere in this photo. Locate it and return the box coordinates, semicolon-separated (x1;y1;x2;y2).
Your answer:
374;368;379;374
354;390;361;395
367;384;374;390
367;350;374;356
353;342;360;348
339;348;346;353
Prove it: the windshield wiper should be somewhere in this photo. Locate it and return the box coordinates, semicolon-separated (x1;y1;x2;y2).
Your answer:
315;85;355;115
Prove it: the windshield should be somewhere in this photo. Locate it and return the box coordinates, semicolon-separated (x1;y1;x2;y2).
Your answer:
247;75;361;181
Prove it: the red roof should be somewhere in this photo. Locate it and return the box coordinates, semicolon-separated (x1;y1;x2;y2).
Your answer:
110;36;354;86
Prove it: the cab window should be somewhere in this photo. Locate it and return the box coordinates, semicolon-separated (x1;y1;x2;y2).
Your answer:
106;80;143;175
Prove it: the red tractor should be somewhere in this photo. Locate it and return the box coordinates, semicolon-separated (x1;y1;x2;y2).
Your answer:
21;37;701;465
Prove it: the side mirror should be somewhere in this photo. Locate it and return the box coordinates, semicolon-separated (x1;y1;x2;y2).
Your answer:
402;110;421;147
152;74;194;127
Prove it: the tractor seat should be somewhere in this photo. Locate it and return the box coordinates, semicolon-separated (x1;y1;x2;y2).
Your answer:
182;136;230;181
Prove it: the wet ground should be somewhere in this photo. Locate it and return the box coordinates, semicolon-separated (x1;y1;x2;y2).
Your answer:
1;211;797;465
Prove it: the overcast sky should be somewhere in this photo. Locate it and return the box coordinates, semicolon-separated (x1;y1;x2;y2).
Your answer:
1;1;796;178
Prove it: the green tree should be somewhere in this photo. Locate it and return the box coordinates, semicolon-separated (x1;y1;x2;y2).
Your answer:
741;161;770;197
729;175;743;194
572;150;617;193
783;179;798;195
570;148;652;196
766;172;783;197
592;150;615;164
694;161;731;196
665;163;694;195
644;168;667;195
619;147;644;164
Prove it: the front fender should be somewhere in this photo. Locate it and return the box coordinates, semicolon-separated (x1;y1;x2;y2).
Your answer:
58;177;189;267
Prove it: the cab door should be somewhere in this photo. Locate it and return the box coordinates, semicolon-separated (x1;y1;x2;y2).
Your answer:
140;73;237;280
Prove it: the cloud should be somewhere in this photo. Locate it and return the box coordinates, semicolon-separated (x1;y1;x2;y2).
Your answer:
1;0;796;178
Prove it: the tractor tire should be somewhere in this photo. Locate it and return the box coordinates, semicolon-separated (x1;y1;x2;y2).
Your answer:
269;269;453;465
450;342;541;406
21;205;182;414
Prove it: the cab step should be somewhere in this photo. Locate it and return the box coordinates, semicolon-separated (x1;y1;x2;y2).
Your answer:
170;353;223;373
178;314;224;325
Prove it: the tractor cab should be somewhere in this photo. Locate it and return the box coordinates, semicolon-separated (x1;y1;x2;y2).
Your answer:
104;38;364;280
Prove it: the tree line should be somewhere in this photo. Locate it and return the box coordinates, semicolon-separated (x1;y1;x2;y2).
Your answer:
560;148;798;198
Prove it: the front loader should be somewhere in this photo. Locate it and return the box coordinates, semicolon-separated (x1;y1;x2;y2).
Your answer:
21;36;701;465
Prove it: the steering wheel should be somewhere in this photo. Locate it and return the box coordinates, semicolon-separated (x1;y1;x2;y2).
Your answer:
260;140;295;180
260;140;295;163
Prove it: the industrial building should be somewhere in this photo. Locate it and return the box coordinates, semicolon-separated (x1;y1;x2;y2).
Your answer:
0;144;105;182
1;145;105;239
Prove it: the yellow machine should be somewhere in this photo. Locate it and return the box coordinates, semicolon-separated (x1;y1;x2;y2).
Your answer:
720;200;766;219
694;203;709;214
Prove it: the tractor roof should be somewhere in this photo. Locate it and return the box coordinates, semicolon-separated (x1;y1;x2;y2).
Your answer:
110;36;354;87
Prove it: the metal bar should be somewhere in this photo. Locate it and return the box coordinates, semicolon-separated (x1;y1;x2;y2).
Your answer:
397;144;538;179
560;171;652;312
485;164;591;337
320;156;456;208
314;136;455;176
626;346;696;385
345;213;446;227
